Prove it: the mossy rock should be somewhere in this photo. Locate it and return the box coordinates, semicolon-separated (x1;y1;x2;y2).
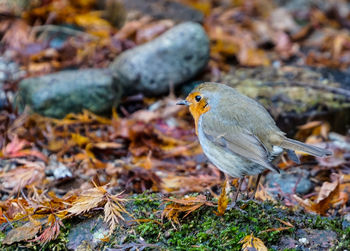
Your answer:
221;66;350;136
2;193;348;250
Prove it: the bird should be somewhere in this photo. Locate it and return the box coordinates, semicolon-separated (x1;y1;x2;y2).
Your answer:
177;82;332;202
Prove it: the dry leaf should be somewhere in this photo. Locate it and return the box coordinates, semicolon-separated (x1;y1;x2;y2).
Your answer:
66;185;128;234
3;221;41;245
32;215;63;244
215;180;229;216
2;135;47;161
0;162;45;193
260;218;294;233
162;195;214;225
293;179;340;215
66;186;106;215
104;195;128;234
239;234;268;251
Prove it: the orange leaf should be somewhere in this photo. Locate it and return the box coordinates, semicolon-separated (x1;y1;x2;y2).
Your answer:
215;180;229;216
239;233;268;251
162;195;214;225
3;221;41;245
294;178;340;215
33;216;63;245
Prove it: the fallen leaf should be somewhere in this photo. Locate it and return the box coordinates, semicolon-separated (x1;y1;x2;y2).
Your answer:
239;233;268;251
135;20;174;44
32;215;63;244
214;180;229;216
3;221;41;245
66;186;106;215
293;178;340;215
2;135;47;162
0;162;45;193
104;194;129;234
162;195;214;225
260;218;294;233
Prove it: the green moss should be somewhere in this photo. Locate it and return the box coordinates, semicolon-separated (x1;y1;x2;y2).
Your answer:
2;193;349;250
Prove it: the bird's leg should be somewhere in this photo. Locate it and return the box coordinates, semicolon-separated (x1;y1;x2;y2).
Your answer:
250;173;262;200
227;177;247;213
232;177;244;204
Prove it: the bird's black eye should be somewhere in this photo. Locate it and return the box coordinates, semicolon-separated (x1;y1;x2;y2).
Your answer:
195;95;201;102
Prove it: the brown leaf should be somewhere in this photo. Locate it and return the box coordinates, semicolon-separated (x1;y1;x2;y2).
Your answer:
104;194;129;234
161;174;221;193
32;215;63;244
2;135;47;161
92;142;123;149
66;185;129;235
2;20;33;51
239;234;268;251
0;162;45;193
3;221;41;245
293;179;340;215
238;48;270;66
66;187;106;215
135;20;174;44
260;218;294;233
162;195;214;225
214;180;229;216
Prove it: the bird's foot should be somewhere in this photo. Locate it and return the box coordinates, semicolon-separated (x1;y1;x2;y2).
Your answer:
226;201;247;214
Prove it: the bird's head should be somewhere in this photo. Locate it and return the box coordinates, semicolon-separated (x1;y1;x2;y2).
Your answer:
177;83;220;133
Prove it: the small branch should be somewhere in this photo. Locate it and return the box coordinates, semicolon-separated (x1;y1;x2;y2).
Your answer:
31;25;99;41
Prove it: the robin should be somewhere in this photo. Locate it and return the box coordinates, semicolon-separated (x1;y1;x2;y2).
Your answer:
177;82;332;202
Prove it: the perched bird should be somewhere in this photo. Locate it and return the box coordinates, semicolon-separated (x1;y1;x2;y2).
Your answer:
177;82;332;201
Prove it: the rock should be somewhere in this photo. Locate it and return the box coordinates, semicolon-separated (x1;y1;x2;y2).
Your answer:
277;229;338;250
17;68;122;118
109;22;209;96
45;157;72;180
67;215;109;250
0;56;26;84
275;0;350;17
343;214;350;230
315;67;350;90
265;168;313;195
120;0;204;23
222;66;350;135
0;89;6;110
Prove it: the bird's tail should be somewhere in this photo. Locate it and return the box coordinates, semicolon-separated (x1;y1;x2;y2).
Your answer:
280;138;332;157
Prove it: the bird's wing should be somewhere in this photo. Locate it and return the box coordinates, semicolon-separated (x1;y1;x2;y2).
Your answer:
201;114;279;173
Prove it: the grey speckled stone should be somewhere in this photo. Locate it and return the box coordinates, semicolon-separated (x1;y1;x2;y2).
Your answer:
109;22;209;96
17;68;122;118
0;88;6;110
67;215;109;250
265;168;313;195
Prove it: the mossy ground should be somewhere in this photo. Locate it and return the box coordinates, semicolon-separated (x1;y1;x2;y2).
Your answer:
1;193;349;250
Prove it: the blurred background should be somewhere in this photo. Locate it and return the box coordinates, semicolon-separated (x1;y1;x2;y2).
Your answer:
0;0;350;250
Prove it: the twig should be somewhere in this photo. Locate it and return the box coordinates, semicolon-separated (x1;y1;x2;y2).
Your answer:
31;25;99;41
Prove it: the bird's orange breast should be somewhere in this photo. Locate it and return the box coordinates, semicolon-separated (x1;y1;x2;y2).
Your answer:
186;92;210;135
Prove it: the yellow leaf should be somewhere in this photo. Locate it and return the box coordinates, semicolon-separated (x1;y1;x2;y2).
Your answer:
239;234;268;251
215;180;229;216
71;133;89;146
74;12;112;38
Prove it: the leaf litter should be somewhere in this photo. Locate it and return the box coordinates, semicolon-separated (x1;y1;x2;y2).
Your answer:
0;0;350;249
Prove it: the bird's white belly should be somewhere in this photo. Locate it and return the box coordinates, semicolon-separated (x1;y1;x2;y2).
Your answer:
197;116;266;178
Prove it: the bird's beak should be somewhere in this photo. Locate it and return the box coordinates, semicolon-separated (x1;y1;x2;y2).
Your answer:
176;100;190;106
